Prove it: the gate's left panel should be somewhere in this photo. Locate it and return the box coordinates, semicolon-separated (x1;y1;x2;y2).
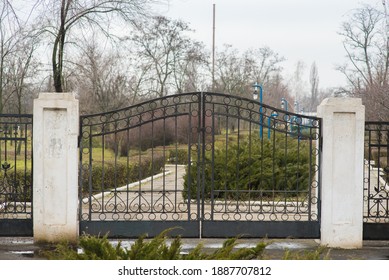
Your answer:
0;115;33;236
79;93;201;238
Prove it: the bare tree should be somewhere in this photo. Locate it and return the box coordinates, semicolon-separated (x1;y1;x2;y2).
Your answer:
245;47;285;85
338;5;382;89
130;16;198;97
5;32;40;114
0;0;21;113
73;40;131;114
214;44;249;95
173;40;209;93
213;45;288;108
0;0;40;113
338;3;389;120
35;0;160;93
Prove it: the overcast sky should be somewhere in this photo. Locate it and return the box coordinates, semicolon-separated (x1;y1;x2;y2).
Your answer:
158;0;378;92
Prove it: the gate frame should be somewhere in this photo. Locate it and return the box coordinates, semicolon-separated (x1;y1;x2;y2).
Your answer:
78;92;322;238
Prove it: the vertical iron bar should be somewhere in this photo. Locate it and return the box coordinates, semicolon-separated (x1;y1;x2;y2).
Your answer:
101;126;106;215
150;115;154;214
201;92;206;234
248;120;252;215
126;124;130;215
174;104;178;214
30;117;33;218
162;108;166;213
23;122;28;210
187;102;192;221
196;93;202;235
236;106;241;214
308;128;313;221
296;127;301;216
114;121;118;213
88;124;93;221
138;120;142;214
211;102;216;221
317;119;322;222
224;105;229;212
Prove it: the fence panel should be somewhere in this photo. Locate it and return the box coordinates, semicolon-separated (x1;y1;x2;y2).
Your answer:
0;114;33;236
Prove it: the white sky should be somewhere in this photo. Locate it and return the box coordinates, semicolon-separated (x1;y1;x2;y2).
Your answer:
158;0;379;92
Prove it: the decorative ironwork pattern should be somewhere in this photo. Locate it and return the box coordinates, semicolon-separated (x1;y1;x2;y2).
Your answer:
0;114;33;220
79;92;321;237
199;93;321;223
364;122;389;223
79;93;201;223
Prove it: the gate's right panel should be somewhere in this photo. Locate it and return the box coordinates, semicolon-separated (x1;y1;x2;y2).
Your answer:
199;93;321;238
364;122;389;240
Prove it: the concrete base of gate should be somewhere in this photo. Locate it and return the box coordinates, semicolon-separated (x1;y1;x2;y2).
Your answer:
33;92;79;244
318;97;365;249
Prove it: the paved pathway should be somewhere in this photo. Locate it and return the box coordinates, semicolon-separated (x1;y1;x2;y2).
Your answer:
81;164;317;222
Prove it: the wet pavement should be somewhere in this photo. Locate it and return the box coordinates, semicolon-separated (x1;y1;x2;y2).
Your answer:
1;237;389;260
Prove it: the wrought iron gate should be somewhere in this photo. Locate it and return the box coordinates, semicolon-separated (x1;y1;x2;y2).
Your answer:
79;92;321;238
364;122;389;239
0;114;33;236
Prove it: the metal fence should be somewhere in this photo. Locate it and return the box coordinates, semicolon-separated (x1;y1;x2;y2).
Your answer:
0;114;33;236
364;122;389;239
79;92;322;238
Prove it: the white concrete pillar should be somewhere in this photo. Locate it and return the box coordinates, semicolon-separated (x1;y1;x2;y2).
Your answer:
33;92;79;243
317;97;365;249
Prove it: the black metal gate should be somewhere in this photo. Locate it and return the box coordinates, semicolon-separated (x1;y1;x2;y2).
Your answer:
79;92;321;238
0;114;33;236
364;122;389;240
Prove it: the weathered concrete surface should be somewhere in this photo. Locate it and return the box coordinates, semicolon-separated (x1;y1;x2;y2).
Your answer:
318;98;365;249
1;237;389;260
33;92;79;244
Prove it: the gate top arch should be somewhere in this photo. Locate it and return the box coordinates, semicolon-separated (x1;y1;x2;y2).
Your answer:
79;92;321;140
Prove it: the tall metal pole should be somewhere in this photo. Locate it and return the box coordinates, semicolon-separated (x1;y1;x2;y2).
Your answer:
253;82;263;139
212;4;216;91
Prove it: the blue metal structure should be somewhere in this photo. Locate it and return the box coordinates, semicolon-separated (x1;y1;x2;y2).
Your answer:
253;82;263;138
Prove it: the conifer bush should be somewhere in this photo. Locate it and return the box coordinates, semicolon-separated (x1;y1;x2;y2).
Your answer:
80;155;165;194
183;133;314;200
44;229;267;260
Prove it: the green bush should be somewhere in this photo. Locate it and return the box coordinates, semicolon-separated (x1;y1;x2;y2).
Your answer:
80;155;165;194
0;169;32;202
183;134;314;200
168;149;188;164
44;229;267;260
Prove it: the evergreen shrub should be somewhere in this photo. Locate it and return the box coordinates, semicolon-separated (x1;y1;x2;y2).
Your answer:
183;134;315;200
80;155;165;194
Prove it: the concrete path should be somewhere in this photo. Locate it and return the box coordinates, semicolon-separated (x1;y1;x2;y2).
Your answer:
80;164;317;222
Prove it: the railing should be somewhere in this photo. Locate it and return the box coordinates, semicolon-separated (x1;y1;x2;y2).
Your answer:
364;122;389;223
0;114;33;236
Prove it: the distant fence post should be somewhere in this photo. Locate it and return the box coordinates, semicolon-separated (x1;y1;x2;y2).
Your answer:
317;98;365;249
33;92;79;243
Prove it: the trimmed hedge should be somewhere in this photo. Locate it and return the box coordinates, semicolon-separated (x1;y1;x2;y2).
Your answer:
0;170;32;202
80;155;165;194
168;149;188;164
183;134;314;200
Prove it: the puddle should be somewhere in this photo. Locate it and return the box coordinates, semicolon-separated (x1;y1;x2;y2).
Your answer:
0;238;33;245
9;250;34;255
266;242;310;250
8;250;35;258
